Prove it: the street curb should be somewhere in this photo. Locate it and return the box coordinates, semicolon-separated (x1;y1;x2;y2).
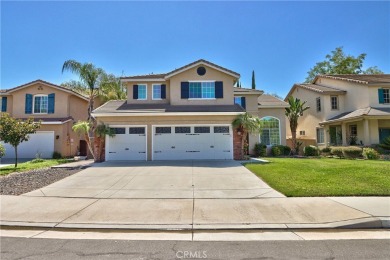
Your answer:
1;217;388;231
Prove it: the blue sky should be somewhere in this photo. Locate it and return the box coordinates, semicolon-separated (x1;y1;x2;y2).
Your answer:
1;1;389;97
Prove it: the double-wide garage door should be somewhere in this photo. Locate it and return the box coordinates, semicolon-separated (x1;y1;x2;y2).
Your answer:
105;125;233;161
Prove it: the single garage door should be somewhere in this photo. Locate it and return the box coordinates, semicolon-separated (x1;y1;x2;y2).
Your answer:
106;126;147;161
153;125;232;160
1;131;55;159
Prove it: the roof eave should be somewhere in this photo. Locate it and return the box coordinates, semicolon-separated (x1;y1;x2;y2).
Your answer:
92;112;244;117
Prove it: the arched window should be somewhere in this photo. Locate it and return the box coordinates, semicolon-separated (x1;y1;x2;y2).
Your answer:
259;116;280;145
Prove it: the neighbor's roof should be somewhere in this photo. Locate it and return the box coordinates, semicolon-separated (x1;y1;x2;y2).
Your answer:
285;83;346;100
321;107;390;124
233;87;263;95
315;74;390;85
258;94;289;108
121;59;240;81
15;116;74;124
2;80;89;101
93;101;245;115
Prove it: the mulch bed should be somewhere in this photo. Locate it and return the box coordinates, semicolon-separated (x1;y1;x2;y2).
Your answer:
0;168;81;195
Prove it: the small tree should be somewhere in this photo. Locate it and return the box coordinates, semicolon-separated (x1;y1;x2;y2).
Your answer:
232;112;262;159
72;121;95;161
0;113;41;167
251;70;256;89
285;97;310;155
0;143;5;159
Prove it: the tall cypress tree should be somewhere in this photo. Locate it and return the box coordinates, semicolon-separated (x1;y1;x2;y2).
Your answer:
251;70;256;89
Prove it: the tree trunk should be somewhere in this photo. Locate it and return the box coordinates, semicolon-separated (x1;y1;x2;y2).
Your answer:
85;134;95;161
291;130;297;155
14;146;18;168
241;130;248;159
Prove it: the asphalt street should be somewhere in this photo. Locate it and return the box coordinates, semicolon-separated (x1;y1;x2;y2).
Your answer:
1;237;390;260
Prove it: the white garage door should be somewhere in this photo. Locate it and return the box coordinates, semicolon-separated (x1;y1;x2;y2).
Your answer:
1;131;55;159
153;125;232;160
106;126;147;161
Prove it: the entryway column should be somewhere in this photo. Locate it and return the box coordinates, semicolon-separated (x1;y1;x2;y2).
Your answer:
341;123;347;146
363;119;370;146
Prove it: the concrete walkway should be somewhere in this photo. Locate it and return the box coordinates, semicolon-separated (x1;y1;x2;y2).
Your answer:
25;160;284;199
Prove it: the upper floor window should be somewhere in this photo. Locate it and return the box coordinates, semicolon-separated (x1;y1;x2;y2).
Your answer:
153;84;162;100
316;97;321;112
234;96;246;109
259;116;280;146
137;84;147;100
33;95;48;114
331;96;338;110
379;88;390;104
189;82;215;99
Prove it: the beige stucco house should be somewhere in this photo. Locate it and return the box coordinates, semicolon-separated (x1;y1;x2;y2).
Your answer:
285;74;390;147
0;80;90;158
92;59;288;161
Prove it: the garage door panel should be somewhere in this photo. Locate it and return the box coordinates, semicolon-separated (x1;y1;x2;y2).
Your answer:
106;127;146;161
1;132;54;159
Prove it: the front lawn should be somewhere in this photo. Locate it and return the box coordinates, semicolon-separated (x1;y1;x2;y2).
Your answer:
0;159;71;176
245;158;390;196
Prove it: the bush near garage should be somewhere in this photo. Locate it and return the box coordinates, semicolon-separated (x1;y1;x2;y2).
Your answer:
254;143;267;157
271;146;281;156
362;147;380;160
52;151;62;159
303;145;319;156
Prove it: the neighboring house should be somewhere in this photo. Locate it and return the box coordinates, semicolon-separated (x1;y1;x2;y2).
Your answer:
285;74;390;147
233;89;288;154
0;80;90;159
92;59;287;161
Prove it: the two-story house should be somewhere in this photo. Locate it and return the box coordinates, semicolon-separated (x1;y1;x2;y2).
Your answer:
93;59;288;161
0;80;90;159
285;74;390;147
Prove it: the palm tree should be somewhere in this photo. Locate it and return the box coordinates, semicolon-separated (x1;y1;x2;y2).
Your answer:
285;96;310;155
99;73;127;102
232;112;262;159
62;60;105;121
72;121;95;160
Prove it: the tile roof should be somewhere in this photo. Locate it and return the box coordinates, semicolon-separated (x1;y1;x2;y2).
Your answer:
16;116;74;122
316;74;390;84
121;59;240;80
3;80;89;101
233;87;263;95
258;94;289;107
294;83;346;94
93;101;245;114
323;107;390;124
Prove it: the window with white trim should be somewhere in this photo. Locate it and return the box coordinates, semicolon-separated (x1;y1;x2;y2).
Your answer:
331;96;338;110
189;82;215;99
138;84;147;100
33;95;48;114
316;128;325;144
259;116;280;145
152;84;162;99
384;89;390;104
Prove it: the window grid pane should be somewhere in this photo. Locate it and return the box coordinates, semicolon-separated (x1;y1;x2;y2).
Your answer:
189;82;201;98
138;85;147;99
153;85;161;99
384;89;390;103
259;117;280;145
34;96;48;113
317;128;324;143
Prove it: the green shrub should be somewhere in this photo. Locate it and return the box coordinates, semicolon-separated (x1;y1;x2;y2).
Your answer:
276;145;291;156
254;143;267;157
0;143;5;158
52;151;62;159
303;145;319;156
342;146;363;159
271;146;281;156
379;136;390;150
31;158;45;163
363;147;380;160
321;147;331;153
330;147;344;158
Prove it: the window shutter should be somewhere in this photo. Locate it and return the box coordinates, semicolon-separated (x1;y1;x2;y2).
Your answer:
25;94;33;114
378;89;384;104
215;81;223;98
133;85;139;99
1;97;7;112
161;84;166;99
241;97;246;109
181;82;189;99
48;93;55;114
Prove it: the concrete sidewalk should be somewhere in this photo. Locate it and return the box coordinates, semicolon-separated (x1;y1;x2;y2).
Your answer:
1;195;389;230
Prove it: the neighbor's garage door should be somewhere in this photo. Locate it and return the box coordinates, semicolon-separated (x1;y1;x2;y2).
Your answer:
1;131;55;159
153;125;232;160
106;126;147;161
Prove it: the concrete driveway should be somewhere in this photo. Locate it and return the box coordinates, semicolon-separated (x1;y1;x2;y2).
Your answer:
24;160;284;199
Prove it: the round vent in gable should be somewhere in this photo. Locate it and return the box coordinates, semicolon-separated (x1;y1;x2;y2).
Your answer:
197;66;206;76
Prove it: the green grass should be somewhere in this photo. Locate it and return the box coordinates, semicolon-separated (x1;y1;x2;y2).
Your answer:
245;158;390;197
0;159;71;176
